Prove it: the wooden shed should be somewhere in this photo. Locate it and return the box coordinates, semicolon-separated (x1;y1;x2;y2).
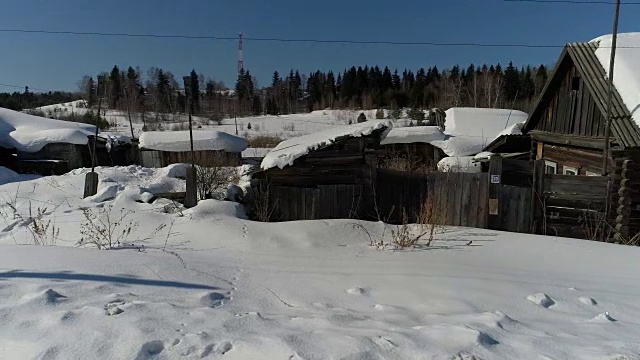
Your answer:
377;126;447;171
15;137;112;175
523;34;640;241
250;121;392;221
139;130;247;168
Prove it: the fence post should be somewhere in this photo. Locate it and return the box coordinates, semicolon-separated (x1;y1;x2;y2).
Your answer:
614;159;631;243
488;155;503;230
363;151;378;220
185;166;198;208
531;160;546;234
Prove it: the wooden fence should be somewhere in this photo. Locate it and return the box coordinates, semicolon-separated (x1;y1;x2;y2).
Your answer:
375;169;531;232
269;184;363;221
532;160;611;239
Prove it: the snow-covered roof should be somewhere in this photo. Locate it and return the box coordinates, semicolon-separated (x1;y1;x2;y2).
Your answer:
139;130;248;153
427;108;529;157
0;107;97;153
380;126;445;145
592;33;640;123
444;108;528;137
437;156;481;173
261;120;392;170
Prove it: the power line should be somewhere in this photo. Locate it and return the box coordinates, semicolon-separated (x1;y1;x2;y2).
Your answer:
0;28;581;49
0;83;52;92
0;28;638;48
504;0;640;4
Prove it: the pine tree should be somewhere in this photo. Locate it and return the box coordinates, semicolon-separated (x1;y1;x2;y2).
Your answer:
109;65;122;109
534;65;548;95
87;77;97;107
503;62;520;101
156;69;171;112
190;69;200;112
252;95;262;115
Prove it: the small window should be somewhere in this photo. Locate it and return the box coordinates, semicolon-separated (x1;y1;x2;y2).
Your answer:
545;161;557;174
571;76;580;91
585;171;599;176
564;166;578;175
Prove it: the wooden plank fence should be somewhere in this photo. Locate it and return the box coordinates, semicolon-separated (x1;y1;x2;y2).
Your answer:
532;161;611;239
270;184;363;221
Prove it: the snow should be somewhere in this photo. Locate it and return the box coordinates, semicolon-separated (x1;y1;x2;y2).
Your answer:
378;110;527;157
427;108;529;157
1;166;640;358
444;108;528;137
0;166;39;186
261;120;392;170
139;130;248;153
592;33;640;122
0;107;97;152
380;126;445;145
437;156;482;173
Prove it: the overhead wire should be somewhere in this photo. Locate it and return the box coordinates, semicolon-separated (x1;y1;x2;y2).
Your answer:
0;28;636;48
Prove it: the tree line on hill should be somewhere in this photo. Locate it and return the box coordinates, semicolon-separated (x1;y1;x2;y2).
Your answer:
0;88;77;111
2;61;549;124
259;63;549;116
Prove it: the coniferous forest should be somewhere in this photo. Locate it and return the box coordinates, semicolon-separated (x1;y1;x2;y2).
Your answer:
1;62;549;119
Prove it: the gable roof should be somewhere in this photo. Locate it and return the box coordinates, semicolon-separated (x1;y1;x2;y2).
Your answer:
523;40;640;148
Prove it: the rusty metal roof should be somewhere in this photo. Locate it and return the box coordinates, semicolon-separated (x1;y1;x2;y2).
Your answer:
523;41;640;149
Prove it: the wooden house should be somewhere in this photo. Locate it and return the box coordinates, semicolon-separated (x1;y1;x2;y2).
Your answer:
250;121;392;221
522;33;640;241
139;130;247;168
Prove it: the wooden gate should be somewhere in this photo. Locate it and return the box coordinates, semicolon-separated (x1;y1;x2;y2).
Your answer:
376;168;531;232
270;184;363;221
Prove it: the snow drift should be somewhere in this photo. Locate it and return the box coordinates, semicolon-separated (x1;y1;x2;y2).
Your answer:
261;120;392;170
0;107;97;152
139;130;248;153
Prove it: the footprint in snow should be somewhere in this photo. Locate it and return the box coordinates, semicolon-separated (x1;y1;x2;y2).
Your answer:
526;293;555;308
345;287;366;295
590;312;617;323
104;300;125;316
578;296;598;306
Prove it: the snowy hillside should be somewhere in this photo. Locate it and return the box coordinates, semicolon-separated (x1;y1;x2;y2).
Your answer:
34;102;405;142
0;166;639;359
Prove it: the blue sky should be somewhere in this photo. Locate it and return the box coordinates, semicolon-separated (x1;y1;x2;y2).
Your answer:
0;0;638;92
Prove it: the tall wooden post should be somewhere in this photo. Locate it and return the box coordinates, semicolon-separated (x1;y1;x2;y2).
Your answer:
183;76;197;208
602;0;622;176
83;75;105;198
488;155;503;230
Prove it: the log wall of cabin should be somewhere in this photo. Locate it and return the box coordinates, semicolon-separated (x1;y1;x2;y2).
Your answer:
536;143;610;175
253;135;383;221
534;64;606;138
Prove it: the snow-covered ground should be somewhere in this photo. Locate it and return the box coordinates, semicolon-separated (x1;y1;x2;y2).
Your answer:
1;166;640;359
35;102;406;142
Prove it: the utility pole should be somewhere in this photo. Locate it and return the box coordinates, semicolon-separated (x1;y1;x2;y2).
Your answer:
602;0;622;175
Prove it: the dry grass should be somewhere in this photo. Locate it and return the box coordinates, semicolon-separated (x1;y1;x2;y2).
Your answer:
380;154;435;174
248;135;283;148
248;180;276;222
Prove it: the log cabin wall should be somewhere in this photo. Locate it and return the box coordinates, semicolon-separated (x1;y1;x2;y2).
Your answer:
252;133;384;221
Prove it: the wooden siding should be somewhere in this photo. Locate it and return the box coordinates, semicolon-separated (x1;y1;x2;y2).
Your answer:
534;63;606;138
541;144;609;175
140;150;242;168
